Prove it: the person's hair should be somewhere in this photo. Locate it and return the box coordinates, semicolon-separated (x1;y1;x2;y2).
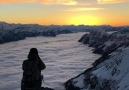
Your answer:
28;48;41;60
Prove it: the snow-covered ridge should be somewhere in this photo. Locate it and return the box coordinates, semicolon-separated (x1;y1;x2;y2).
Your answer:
65;28;129;90
79;29;129;55
0;22;118;44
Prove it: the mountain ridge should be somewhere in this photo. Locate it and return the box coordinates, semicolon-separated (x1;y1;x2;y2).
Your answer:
65;28;129;90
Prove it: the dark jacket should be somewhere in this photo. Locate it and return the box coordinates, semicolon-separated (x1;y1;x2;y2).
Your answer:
22;59;46;81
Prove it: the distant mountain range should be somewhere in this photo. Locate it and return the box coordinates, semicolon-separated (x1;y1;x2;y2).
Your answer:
0;21;125;44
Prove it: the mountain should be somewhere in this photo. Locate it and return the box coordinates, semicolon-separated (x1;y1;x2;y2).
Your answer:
65;27;129;90
0;22;118;44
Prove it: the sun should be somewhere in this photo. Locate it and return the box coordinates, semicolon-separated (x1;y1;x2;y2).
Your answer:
69;15;102;26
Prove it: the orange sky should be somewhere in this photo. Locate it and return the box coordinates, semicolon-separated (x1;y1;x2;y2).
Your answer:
0;0;129;26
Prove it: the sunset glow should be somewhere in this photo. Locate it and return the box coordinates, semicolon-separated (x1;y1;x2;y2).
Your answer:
69;15;102;25
0;0;129;26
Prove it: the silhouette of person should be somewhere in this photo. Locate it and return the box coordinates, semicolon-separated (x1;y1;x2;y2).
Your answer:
21;48;46;90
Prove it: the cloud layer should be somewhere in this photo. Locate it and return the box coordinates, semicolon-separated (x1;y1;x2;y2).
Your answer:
97;0;125;4
0;0;36;3
39;0;76;5
65;8;105;11
0;0;77;5
0;0;128;4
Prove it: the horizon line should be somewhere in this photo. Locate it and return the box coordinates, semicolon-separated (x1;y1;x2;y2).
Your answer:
0;21;129;27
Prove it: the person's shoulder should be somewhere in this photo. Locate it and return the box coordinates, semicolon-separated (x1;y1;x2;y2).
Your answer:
23;59;28;62
23;59;29;64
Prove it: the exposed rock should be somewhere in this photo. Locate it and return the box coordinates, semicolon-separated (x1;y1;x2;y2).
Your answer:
65;27;129;90
41;87;54;90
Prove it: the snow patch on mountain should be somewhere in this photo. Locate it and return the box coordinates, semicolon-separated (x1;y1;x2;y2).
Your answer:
65;27;129;90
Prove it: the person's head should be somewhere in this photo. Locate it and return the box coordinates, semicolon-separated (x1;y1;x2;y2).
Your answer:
28;48;40;60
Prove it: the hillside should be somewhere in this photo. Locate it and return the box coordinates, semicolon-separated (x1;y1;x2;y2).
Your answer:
65;28;129;90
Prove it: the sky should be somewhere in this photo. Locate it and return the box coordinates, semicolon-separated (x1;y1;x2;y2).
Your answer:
0;0;129;26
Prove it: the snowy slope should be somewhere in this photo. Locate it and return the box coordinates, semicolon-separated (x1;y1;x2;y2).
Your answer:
65;28;129;90
66;48;129;90
92;47;129;90
66;47;129;90
79;29;129;55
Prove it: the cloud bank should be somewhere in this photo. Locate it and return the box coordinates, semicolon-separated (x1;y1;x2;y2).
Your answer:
39;0;76;5
65;8;105;11
0;0;77;5
0;0;128;4
97;0;126;4
0;0;36;4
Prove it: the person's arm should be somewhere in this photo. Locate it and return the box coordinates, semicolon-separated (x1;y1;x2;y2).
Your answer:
22;60;26;70
38;59;46;70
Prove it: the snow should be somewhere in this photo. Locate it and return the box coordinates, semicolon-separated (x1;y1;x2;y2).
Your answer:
73;75;85;89
66;29;129;90
91;47;129;90
0;32;100;90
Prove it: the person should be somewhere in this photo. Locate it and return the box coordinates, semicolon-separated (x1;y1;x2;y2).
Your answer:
21;48;46;90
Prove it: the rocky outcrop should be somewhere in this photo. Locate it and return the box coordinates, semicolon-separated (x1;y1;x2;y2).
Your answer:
65;27;129;90
79;29;129;55
41;87;54;90
66;47;129;90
